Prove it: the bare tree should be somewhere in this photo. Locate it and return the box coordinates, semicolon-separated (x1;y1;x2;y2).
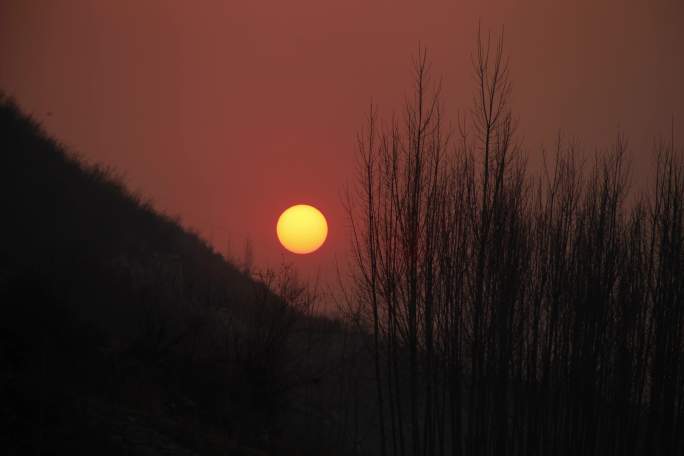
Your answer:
348;26;683;456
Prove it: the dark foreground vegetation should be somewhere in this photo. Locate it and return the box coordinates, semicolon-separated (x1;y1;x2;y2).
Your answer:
1;30;682;456
348;31;684;455
0;96;376;455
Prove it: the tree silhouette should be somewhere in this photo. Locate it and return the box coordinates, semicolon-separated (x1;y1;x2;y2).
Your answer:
349;28;684;456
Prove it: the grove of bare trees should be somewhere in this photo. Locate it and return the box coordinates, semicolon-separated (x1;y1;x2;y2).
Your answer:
348;29;683;456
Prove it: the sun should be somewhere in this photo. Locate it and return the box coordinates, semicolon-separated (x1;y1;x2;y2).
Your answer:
276;204;328;254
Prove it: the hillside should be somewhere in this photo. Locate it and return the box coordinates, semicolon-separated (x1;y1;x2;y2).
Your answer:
0;97;366;455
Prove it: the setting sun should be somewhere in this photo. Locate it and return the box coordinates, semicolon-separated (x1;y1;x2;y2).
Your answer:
276;204;328;254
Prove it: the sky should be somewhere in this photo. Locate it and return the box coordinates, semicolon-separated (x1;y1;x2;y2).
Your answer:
1;0;682;294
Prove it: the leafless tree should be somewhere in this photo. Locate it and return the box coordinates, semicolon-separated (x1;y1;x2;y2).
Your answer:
349;27;683;456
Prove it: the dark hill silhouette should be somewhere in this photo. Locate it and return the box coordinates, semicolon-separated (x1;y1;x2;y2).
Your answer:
0;95;253;317
0;97;360;455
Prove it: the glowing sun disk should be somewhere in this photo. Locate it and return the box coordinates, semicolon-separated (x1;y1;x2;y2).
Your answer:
277;204;328;254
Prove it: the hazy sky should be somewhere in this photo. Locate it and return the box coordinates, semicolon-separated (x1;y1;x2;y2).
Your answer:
1;0;682;287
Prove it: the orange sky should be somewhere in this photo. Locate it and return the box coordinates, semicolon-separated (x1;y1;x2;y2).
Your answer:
1;0;682;291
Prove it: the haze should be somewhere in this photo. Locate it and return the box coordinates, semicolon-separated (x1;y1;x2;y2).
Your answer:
1;0;682;285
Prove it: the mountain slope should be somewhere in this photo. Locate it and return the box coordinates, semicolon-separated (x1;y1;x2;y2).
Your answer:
0;96;349;455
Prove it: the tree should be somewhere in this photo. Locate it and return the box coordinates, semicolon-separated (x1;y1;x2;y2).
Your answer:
349;26;684;456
